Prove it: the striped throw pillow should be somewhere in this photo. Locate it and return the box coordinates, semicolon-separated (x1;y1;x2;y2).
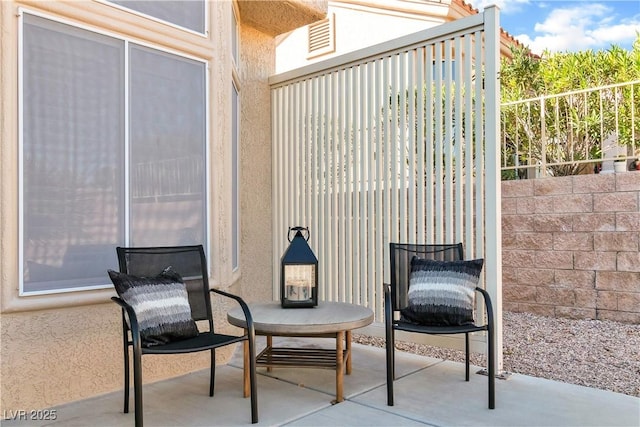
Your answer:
109;266;199;347
400;256;484;326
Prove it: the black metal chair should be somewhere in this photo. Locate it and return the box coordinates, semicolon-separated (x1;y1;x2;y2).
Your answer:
384;243;495;409
111;245;258;426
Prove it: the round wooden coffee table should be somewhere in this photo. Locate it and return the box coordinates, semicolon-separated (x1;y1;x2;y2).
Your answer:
227;301;374;403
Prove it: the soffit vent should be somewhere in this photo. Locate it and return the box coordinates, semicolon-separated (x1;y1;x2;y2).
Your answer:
307;13;335;59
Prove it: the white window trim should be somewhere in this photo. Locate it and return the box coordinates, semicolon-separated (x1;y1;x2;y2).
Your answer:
97;0;209;38
232;77;241;274
231;2;240;68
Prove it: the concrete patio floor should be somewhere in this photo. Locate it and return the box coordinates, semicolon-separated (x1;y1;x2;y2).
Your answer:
5;336;638;427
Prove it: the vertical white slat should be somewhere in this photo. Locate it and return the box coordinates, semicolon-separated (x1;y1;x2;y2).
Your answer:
416;47;426;244
311;77;320;289
287;84;299;225
366;60;376;310
323;72;332;300
382;56;391;280
425;46;434;244
398;52;408;244
464;34;475;252
473;30;484;260
320;75;334;301
331;70;339;301
271;88;280;298
408;50;417;242
323;74;331;300
345;67;358;303
443;39;454;244
317;75;326;300
280;86;289;297
282;86;290;294
390;54;399;244
337;68;346;303
359;63;368;305
357;63;363;303
293;83;301;225
434;43;444;242
298;81;306;225
353;65;361;304
454;36;464;243
375;58;385;319
302;80;309;224
484;4;503;371
287;85;295;231
302;79;310;227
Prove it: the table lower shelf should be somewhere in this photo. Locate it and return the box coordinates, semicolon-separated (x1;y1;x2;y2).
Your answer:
256;346;348;369
241;331;354;403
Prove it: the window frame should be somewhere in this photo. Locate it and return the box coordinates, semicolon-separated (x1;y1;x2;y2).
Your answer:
231;3;241;275
18;9;211;296
99;0;209;37
231;3;240;67
231;78;240;273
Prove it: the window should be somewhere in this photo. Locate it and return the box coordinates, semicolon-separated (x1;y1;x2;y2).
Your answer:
108;0;206;34
231;5;240;272
20;13;207;295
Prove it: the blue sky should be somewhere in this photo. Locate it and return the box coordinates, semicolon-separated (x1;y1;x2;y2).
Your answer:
466;0;640;54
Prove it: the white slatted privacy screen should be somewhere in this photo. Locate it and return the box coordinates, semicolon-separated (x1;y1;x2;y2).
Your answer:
270;8;502;359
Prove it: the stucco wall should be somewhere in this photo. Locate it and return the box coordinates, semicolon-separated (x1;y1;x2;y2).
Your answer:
235;25;277;304
0;0;298;413
502;172;640;324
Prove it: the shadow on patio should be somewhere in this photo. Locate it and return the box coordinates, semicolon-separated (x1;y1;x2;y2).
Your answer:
5;337;638;426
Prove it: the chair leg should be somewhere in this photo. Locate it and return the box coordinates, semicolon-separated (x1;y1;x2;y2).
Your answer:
488;325;496;409
124;343;130;413
248;336;258;423
465;333;470;381
385;326;395;406
133;345;143;427
210;349;215;397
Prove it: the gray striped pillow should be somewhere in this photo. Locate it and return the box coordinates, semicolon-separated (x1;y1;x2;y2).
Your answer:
400;256;484;326
109;266;199;347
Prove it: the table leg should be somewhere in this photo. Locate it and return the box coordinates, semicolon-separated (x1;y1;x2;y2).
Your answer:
335;331;344;403
346;330;352;375
243;339;250;398
266;335;273;373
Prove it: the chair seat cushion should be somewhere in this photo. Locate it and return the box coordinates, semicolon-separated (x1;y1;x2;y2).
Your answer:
142;331;246;354
395;320;487;334
400;256;483;326
108;267;199;347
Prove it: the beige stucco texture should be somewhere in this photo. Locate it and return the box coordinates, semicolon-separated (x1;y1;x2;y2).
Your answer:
1;0;326;413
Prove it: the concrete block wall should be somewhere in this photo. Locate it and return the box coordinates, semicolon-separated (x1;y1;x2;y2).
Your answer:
502;172;640;324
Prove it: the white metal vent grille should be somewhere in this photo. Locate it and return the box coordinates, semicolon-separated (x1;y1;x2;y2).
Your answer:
307;14;335;59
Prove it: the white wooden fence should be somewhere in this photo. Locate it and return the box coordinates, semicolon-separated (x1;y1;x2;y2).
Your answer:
270;7;502;362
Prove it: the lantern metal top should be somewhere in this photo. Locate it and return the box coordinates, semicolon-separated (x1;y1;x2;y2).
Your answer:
281;226;318;308
283;227;317;264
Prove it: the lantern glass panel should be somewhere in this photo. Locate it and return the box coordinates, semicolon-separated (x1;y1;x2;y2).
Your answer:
284;264;315;302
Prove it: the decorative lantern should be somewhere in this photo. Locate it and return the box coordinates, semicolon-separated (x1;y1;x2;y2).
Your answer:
280;226;318;308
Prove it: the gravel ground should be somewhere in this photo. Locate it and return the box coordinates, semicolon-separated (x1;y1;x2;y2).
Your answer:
353;311;640;397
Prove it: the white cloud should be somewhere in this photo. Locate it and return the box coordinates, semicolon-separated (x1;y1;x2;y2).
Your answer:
467;0;530;14
516;3;640;54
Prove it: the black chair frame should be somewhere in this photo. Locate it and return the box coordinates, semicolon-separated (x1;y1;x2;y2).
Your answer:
384;242;495;409
111;245;258;426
